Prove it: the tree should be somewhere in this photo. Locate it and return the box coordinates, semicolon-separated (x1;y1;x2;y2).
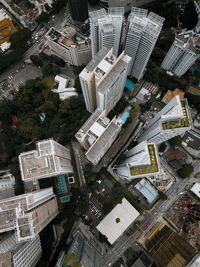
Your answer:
177;164;194;179
10;28;31;50
180;2;198;30
30;55;43;67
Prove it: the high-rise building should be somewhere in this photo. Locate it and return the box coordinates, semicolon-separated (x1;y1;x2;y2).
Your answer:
75;109;121;165
19;138;73;182
161;31;200;77
115;141;160;181
68;0;88;23
56;221;104;267
89;8;124;57
45;27;91;66
0;172;15;200
79;47;131;114
0;233;42;267
194;1;200;33
138;96;192;144
0;187;59;242
125;7;164;80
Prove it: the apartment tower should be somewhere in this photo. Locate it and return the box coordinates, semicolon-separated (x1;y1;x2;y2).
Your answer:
138;96;192;144
89;8;124;57
0;187;59;242
125;7;164;80
161;31;200;77
79;47;131;113
19;138;73;181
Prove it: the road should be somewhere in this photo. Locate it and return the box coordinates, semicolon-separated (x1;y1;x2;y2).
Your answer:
71;142;86;189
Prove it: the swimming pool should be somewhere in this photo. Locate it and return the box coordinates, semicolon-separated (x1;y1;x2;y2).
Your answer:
120;111;130;124
57;175;68;193
125;79;135;91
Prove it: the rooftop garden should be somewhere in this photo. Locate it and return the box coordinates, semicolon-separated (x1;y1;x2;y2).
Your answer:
129;144;159;177
162;100;190;130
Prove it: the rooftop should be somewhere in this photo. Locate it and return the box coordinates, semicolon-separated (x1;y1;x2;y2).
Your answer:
162;99;191;130
96;198;140;244
162;88;185;103
135;178;158;204
129;144;159;177
190;183;200;199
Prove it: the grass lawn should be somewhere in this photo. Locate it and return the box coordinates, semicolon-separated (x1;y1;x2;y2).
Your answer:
188;86;200;96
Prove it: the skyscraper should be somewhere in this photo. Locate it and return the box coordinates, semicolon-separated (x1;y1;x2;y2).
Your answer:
79;47;131;114
0;172;15;200
0;233;42;267
138;96;192;144
75;109;121;165
19;138;73;181
125;7;164;80
0;187;59;242
68;0;88;23
115;141;160;181
161;31;200;77
89;8;124;57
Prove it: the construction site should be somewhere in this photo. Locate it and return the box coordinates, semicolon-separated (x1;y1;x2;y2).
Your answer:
166;192;200;250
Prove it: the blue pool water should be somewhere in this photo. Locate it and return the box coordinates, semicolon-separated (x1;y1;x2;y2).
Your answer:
125;79;135;91
57;175;68;193
120;111;130;124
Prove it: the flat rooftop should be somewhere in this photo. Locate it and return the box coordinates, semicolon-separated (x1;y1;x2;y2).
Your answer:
162;99;191;130
96;198;140;244
190;183;200;199
135;178;158;204
129;144;159;177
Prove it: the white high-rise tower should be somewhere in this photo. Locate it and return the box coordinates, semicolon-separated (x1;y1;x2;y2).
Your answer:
138;96;192;144
89;8;124;57
125;7;164;80
161;31;200;77
79;47;131;114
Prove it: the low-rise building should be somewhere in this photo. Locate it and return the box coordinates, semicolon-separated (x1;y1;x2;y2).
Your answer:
190;183;200;199
75;109;122;165
52;75;77;101
19;138;73;181
0;233;42;267
96;198;140;245
116;141;161;181
0;187;59;242
45;27;91;66
162;88;185;104
135;178;158;204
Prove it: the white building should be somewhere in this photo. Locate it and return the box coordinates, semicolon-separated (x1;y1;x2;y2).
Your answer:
79;47;131;114
116;141;160;181
52;75;78;101
45;27;91;66
19;138;73;181
161;31;200;77
125;7;164;80
190;183;200;199
96;198;140;244
89;8;124;57
75;109;121;165
138;96;192;144
0;187;59;242
0;172;15;200
0;233;42;267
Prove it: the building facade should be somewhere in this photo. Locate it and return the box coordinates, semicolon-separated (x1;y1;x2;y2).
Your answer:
89;8;124;57
79;47;131;114
194;1;200;33
19;138;73;181
125;7;164;80
75;109;121;165
0;187;59;242
56;221;104;267
68;0;88;23
138;96;192;144
0;233;42;267
116;141;160;181
161;31;200;77
0;172;15;200
45;27;91;66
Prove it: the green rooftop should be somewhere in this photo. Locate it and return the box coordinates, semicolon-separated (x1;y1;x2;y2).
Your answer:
63;254;81;267
129;144;159;177
162;100;190;130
